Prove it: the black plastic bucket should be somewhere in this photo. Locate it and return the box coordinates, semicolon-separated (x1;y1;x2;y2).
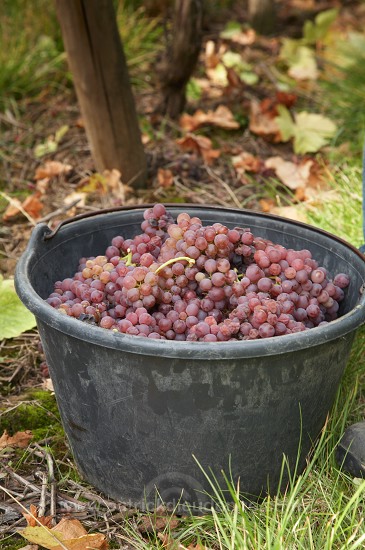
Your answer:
15;205;365;510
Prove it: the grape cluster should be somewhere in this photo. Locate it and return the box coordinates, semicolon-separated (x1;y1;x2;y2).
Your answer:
46;204;350;342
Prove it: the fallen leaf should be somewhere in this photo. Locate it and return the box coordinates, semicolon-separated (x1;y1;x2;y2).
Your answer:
259;198;276;212
292;111;337;154
176;134;221;164
35;178;51;195
221;51;258;85
35;161;72;181
34;125;69;158
19;517;108;550
17;545;39;550
23;505;53;528
249;99;282;142
303;8;338;45
0;429;33;451
180;105;240;132
265;157;314;189
288;46;319;80
21;194;43;219
157;168;174;188
77;169;129;201
275;106;337;154
271;205;308;223
0;277;37;339
3;192;43;222
220;22;256;45
232;152;262;174
75;117;84;128
43;378;54;392
275;105;295;142
138;513;179;534
206;63;229;86
205;40;221;69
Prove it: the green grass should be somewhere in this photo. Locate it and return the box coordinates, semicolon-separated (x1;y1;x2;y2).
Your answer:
0;0;163;108
305;162;363;248
0;0;67;108
117;328;365;549
321;34;365;156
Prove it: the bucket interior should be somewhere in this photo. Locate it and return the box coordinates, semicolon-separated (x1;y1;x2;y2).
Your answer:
28;206;365;317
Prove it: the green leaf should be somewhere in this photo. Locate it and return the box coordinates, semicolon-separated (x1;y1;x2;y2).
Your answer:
54;124;69;143
0;277;37;339
292;112;337;154
287;46;318;80
220;21;242;40
303;8;338;45
239;71;259;85
186;78;202;101
275;105;295;142
280;38;302;65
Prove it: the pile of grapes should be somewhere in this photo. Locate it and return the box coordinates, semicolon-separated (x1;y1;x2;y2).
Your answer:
46;204;350;342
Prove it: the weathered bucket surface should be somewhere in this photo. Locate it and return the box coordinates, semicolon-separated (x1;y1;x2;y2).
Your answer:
15;205;365;510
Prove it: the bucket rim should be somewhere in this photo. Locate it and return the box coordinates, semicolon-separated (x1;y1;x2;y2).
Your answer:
15;204;365;360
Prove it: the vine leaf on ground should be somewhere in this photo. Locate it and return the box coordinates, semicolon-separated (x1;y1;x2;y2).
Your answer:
0;429;33;451
180;105;240;132
176;134;221;164
275;106;337;154
19;516;108;550
0;277;37;339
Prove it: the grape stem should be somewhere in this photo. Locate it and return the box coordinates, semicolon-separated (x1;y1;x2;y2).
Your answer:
156;256;195;274
121;248;133;266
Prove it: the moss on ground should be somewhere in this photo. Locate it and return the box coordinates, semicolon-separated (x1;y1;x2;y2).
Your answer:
1;535;30;550
1;389;62;441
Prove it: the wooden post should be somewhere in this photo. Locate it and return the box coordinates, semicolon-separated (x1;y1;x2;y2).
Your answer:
249;0;276;35
161;0;203;119
55;0;147;188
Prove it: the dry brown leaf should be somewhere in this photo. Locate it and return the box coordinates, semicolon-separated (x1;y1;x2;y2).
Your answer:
23;504;53;528
138;513;179;534
205;40;222;69
20;517;108;550
0;429;33;450
35;161;72;181
3;192;43;222
229;28;256;45
2;197;23;221
265;157;314;190
275;91;297;108
187;544;208;550
259;198;276;212
180;105;240;132
176;134;221;165
21;193;44;219
157;168;174;188
42;378;54;392
271;205;308;223
17;545;39;550
75;117;84;128
232;152;262;174
35;178;50;194
249;99;282;142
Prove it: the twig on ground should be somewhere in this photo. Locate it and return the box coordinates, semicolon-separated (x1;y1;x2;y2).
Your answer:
37;198;81;223
38;472;47;517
